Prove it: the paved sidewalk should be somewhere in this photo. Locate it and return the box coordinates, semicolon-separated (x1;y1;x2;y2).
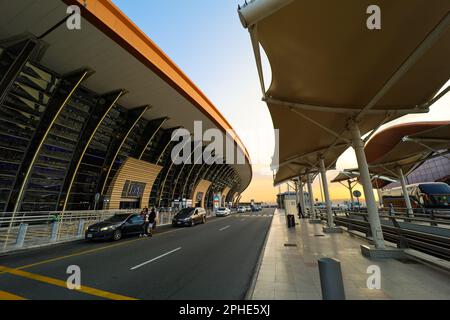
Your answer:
250;210;450;300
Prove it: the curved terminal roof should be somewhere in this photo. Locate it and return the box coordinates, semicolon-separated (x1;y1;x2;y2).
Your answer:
239;0;450;185
365;121;450;178
0;0;252;192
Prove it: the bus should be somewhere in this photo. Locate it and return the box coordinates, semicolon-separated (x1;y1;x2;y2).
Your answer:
381;182;450;210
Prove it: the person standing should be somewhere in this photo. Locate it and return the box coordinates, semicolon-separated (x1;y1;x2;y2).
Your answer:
140;207;149;237
148;207;157;237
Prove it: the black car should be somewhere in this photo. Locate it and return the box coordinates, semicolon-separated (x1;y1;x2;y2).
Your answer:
85;213;146;241
172;207;206;227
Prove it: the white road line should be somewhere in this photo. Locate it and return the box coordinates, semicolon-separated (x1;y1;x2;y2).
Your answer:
219;225;231;231
130;247;182;270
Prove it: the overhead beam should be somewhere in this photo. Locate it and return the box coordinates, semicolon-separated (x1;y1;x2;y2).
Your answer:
0;39;37;102
266;97;430;115
290;108;351;144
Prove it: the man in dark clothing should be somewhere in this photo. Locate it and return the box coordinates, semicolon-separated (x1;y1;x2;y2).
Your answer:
148;208;157;237
141;207;149;237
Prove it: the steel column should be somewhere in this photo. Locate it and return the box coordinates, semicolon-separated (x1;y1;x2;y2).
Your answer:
319;158;334;228
136;117;168;160
0;39;37;102
349;121;385;249
58;90;125;211
398;167;414;217
99;106;149;196
307;174;316;220
298;176;306;216
7;70;90;213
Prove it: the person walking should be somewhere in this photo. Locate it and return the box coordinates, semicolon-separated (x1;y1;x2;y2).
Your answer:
148;207;157;237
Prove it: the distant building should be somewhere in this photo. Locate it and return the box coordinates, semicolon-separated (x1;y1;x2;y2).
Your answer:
277;191;310;209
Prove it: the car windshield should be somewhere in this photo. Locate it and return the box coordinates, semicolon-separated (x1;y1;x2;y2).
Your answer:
176;208;195;218
218;207;226;210
104;215;129;223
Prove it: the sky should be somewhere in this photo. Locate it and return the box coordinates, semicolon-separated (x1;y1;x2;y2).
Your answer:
111;0;450;204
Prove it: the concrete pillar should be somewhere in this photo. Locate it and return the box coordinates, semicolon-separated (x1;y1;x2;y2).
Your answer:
349;121;385;249
16;223;28;248
307;174;321;223
319;158;334;227
398;168;414;217
376;188;384;208
320;159;342;233
348;180;354;210
298;176;306;217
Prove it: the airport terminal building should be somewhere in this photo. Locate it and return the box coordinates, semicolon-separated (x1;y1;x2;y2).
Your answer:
0;0;252;213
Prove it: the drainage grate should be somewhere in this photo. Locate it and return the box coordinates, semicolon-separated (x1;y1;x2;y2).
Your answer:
284;243;298;247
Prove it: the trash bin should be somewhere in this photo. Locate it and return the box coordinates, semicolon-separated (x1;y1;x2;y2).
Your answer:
286;214;295;228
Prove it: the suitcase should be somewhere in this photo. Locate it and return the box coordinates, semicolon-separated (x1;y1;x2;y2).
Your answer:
287;214;296;228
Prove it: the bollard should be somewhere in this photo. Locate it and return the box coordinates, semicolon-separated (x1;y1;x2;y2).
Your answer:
50;221;59;242
77;219;85;237
16;223;28;248
318;258;346;300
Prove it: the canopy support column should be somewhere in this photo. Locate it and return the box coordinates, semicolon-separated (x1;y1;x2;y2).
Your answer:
307;174;321;224
349;121;385;249
298;176;306;219
320;158;342;233
398;168;414;217
348;180;355;209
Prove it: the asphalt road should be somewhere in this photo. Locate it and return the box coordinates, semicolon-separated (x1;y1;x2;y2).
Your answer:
0;209;274;300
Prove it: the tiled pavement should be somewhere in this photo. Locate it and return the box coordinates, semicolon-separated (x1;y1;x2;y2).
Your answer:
250;210;450;300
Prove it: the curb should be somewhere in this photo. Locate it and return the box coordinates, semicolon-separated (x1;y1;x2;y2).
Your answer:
244;210;275;300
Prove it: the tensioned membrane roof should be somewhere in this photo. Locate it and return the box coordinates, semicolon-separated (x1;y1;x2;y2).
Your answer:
239;0;450;185
331;170;397;189
365;121;450;178
0;0;252;192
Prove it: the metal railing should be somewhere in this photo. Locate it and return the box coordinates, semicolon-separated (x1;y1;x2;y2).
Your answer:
326;208;450;261
0;208;183;254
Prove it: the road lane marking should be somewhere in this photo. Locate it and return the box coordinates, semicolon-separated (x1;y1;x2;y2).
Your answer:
130;247;182;271
0;291;26;300
0;266;137;300
219;226;231;231
0;216;230;276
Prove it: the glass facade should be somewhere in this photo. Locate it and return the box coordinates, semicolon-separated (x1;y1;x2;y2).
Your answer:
0;39;242;212
385;156;450;189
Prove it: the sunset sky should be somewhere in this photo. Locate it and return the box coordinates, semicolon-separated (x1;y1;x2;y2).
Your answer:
112;0;450;204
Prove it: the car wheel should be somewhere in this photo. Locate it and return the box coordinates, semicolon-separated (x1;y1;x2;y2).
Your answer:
190;220;195;227
202;216;206;224
112;230;122;241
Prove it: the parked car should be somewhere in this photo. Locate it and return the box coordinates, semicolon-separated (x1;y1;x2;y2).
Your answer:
237;206;246;213
246;206;252;212
172;207;206;227
85;213;145;242
216;207;231;217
